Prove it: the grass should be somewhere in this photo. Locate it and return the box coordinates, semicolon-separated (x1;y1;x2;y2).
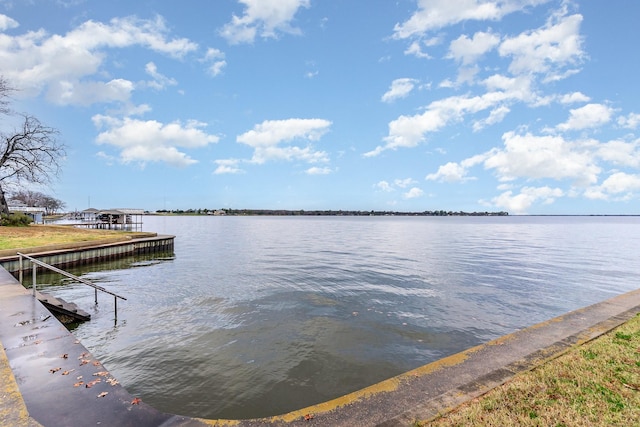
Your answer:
422;313;640;426
0;224;151;251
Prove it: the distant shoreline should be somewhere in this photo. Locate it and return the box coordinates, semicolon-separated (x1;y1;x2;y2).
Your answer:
150;209;510;216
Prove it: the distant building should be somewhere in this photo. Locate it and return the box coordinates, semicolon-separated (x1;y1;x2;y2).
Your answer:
69;208;145;231
8;205;46;224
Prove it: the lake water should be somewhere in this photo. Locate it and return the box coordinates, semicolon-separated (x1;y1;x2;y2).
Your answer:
39;215;640;419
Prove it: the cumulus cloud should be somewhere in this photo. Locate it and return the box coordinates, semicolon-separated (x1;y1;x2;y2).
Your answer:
203;48;227;76
381;78;419;103
220;0;310;44
426;162;470;183
213;159;244;174
556;103;614;131
596;139;640;168
367;90;519;156
403;187;424;199
144;62;178;90
93;115;219;167
0;14;18;31
394;178;417;188
237;118;331;164
585;172;640;201
484;131;600;185
393;0;550;39
306;166;332;175
374;181;394;192
617;112;640;130
447;31;500;65
499;11;585;78
490;186;564;214
559;91;590;104
0;15;198;105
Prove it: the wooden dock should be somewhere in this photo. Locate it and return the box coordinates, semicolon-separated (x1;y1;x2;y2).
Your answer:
35;291;91;323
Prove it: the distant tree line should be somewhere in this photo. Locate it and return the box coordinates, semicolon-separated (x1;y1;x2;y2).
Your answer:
8;190;66;215
154;208;509;216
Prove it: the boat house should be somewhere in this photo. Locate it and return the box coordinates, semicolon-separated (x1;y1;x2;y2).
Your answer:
74;208;144;231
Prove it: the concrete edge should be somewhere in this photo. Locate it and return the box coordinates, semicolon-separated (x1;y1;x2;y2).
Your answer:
0;344;42;427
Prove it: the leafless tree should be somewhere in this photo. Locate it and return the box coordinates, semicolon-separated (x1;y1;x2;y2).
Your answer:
1;78;66;216
9;190;66;215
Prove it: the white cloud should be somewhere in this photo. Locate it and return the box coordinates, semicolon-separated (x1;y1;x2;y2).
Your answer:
498;11;585;78
374;181;394;192
203;48;227;76
484;131;600;186
0;14;18;31
473;105;510;131
393;0;550;39
556;103;614;131
144;62;178;90
394;178;417;188
381;78;419;103
237;118;331;164
585;172;640;201
404;41;431;59
220;0;310;44
47;78;134;106
447;31;500;65
93;116;219;167
214;159;244;174
403;187;424;199
368;89;519;156
426;162;469;183
596;139;640;168
490;186;564;214
559;91;590;104
306;166;332;175
426;154;485;182
0;15;198;105
617;112;640;129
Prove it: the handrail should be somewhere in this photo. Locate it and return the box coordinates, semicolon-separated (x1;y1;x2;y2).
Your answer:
17;252;126;321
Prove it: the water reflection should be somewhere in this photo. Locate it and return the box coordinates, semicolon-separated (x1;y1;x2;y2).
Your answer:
30;215;640;419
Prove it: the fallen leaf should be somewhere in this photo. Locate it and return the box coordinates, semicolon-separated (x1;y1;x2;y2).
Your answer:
97;391;108;398
49;367;61;374
79;359;90;366
106;378;119;386
60;354;68;359
78;352;89;359
131;397;142;405
93;371;109;377
85;379;102;388
92;361;101;366
73;381;84;387
304;414;314;421
61;370;74;376
76;375;83;380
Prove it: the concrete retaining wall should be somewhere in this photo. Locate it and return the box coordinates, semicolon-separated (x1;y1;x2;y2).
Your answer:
0;235;175;274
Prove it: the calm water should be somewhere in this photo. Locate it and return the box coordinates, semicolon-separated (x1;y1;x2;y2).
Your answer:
38;215;640;419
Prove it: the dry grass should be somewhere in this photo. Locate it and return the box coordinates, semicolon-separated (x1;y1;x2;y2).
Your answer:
0;224;150;250
423;313;640;426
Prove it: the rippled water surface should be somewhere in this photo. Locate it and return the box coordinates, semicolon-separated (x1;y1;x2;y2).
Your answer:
39;215;640;419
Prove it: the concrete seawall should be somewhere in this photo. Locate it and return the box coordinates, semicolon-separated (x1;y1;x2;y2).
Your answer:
0;235;175;274
1;239;640;426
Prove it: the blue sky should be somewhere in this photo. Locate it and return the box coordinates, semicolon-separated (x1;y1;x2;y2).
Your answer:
1;0;639;214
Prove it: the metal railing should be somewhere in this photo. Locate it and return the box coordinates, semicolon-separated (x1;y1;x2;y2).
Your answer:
17;252;127;321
